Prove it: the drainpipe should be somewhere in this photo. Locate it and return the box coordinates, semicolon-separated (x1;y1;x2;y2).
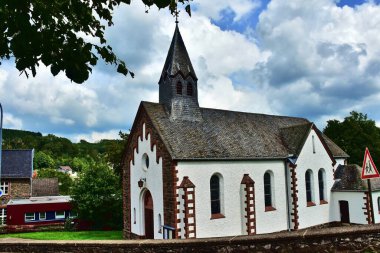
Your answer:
284;159;291;231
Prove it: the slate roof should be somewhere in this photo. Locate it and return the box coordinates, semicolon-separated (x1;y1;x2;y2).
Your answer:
32;178;59;197
141;102;348;160
1;149;33;178
159;24;197;83
332;164;380;191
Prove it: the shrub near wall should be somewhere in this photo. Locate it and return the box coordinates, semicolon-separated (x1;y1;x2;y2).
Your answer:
1;224;380;252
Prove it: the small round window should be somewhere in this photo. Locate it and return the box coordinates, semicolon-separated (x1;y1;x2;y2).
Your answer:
142;153;149;171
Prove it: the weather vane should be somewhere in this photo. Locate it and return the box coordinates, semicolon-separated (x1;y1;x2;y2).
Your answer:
174;4;180;24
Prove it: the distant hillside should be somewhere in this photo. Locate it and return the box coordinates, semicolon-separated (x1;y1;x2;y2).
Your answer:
2;128;128;175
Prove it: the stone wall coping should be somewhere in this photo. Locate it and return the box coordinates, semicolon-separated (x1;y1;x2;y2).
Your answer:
0;224;379;247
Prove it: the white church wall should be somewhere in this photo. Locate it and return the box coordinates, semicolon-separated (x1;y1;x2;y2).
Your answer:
130;123;164;239
330;191;367;224
176;160;289;238
296;129;335;229
371;191;380;224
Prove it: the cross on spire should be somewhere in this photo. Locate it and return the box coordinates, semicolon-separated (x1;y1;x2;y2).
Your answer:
174;4;179;24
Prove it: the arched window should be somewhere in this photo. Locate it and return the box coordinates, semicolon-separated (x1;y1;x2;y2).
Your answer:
176;82;182;95
187;84;193;96
305;170;315;206
318;169;327;203
133;208;136;224
312;135;316;153
264;171;274;210
210;174;224;218
378;197;380;213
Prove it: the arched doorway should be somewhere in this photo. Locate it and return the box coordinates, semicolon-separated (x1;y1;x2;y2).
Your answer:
144;190;154;239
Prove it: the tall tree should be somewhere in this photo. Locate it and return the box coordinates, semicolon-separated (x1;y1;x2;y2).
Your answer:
323;111;380;166
0;0;191;83
70;163;122;229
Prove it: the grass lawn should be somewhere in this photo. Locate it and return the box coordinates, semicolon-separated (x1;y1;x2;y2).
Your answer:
0;230;123;240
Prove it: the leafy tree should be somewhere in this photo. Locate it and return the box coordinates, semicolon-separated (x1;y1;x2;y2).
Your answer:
34;151;55;170
0;0;191;83
104;131;128;177
70;163;122;229
37;168;73;195
323;111;380;166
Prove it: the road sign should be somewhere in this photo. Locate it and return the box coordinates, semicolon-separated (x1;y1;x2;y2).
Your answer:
0;189;3;197
361;147;380;179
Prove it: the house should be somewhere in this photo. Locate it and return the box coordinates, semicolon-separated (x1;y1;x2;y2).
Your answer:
57;166;77;179
6;196;75;232
122;24;350;239
0;149;34;226
331;164;380;225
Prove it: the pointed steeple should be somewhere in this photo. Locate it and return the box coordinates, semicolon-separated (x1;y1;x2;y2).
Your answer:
159;25;202;122
159;24;197;83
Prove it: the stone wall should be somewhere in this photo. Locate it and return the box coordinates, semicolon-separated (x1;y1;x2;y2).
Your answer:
1;224;380;252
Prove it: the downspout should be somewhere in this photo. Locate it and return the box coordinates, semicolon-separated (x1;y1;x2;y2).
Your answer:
284;160;291;231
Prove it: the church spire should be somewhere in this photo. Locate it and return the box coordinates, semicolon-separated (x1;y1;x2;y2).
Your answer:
159;24;197;83
159;25;201;122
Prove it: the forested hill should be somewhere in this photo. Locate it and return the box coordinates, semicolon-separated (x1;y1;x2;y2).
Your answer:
2;128;128;176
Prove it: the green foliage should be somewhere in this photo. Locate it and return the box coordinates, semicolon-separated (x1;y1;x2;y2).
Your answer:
323;111;380;166
0;0;191;83
3;128;128;175
71;163;122;229
34;151;55;170
37;168;73;195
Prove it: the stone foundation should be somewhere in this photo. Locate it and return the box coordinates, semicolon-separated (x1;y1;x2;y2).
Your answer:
1;224;380;252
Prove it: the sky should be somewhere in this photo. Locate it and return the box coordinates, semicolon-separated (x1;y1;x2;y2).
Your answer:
1;0;380;142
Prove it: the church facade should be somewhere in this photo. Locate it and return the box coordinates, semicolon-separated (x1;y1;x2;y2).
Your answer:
122;25;365;240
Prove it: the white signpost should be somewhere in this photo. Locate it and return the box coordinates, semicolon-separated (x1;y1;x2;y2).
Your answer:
361;147;380;224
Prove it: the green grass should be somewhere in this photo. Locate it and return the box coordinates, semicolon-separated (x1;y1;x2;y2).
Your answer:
0;230;123;240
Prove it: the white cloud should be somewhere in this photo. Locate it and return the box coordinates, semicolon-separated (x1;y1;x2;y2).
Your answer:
71;129;122;143
3;113;23;129
254;0;380;124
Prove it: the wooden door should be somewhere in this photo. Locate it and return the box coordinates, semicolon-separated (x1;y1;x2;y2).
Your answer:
339;200;350;223
144;190;154;239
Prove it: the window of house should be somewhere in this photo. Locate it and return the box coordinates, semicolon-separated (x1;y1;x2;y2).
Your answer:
187;84;193;96
133;208;136;224
378;197;380;214
264;171;275;211
176;82;182;95
0;181;9;195
305;170;315;206
39;212;46;220
0;208;6;226
55;211;65;219
25;212;35;222
318;169;327;204
69;211;77;218
312;135;316;153
210;174;224;218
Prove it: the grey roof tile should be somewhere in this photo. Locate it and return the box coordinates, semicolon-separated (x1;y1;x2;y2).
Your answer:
1;150;33;178
142;102;346;160
332;164;380;191
159;24;197;82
